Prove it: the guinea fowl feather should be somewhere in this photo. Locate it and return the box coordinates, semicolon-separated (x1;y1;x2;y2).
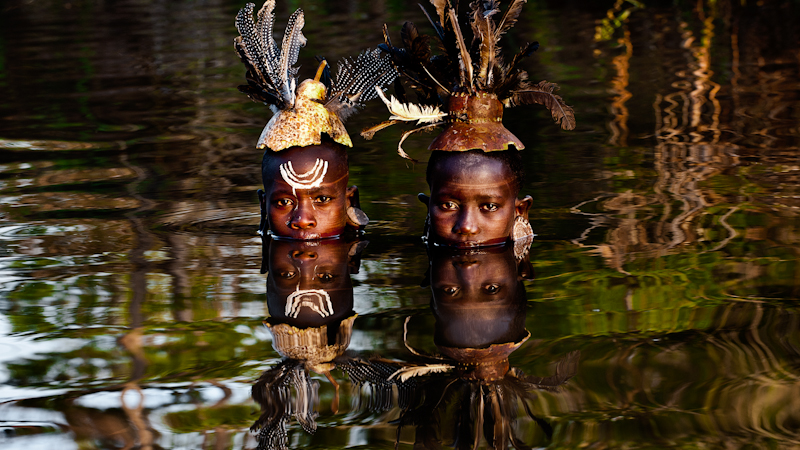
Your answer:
256;0;279;75
327;48;397;121
235;1;306;111
235;4;268;79
278;9;307;106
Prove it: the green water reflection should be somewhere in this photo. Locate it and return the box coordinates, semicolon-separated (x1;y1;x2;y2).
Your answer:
1;0;800;448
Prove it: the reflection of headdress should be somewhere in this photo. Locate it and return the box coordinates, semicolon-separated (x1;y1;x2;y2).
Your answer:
266;314;357;374
235;0;397;151
364;0;576;160
391;315;579;447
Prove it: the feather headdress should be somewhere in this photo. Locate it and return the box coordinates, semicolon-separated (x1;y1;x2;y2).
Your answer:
363;0;576;160
235;0;397;151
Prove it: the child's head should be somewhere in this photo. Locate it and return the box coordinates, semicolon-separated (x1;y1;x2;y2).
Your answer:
424;149;532;248
261;140;358;240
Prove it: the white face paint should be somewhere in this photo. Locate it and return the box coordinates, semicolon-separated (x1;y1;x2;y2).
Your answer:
279;158;329;197
285;283;334;318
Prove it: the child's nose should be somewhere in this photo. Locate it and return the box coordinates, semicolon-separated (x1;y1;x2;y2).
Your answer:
290;250;318;262
453;209;479;235
288;206;317;229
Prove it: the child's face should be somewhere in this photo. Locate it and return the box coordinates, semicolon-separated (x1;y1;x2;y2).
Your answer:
263;144;352;240
428;154;525;248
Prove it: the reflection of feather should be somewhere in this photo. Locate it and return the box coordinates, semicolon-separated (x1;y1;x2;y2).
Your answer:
337;357;418;411
505;81;576;130
517;350;580;389
376;88;447;124
388;364;454;382
250;359;323;450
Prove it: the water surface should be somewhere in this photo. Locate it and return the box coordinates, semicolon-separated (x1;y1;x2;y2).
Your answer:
2;0;800;448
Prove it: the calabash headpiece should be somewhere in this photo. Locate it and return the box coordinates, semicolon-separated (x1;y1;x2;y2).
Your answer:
235;0;397;151
363;0;576;160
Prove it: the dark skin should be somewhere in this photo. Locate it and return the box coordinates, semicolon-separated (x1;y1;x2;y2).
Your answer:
260;143;359;240
430;247;526;348
266;238;354;329
422;153;532;248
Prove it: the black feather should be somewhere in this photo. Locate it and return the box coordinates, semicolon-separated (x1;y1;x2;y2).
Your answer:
504;80;576;130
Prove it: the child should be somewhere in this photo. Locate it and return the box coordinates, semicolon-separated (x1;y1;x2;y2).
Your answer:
365;2;575;247
234;0;395;239
259;140;360;240
422;149;532;248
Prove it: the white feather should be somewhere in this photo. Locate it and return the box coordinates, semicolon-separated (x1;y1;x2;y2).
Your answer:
388;364;454;382
375;87;447;125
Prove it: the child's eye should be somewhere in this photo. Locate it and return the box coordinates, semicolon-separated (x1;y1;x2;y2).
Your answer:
443;286;460;296
274;198;294;208
481;203;499;212
317;272;335;282
314;195;333;204
483;283;501;294
439;201;458;210
279;270;297;279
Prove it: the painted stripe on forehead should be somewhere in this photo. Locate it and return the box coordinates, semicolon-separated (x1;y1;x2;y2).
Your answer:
279;158;329;191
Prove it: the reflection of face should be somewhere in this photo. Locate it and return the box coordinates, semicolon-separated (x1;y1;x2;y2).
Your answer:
266;239;354;328
429;153;518;248
430;247;526;348
263;144;350;240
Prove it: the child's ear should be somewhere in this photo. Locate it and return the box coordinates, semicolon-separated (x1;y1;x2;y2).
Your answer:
517;255;535;281
260;235;270;274
346;186;369;228
347;186;360;209
347;240;369;274
418;193;430;208
515;195;533;220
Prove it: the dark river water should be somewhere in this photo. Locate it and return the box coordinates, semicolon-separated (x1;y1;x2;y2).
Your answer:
2;0;800;448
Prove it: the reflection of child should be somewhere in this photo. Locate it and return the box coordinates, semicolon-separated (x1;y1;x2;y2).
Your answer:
264;237;358;329
251;237;367;447
234;0;395;239
383;245;579;447
429;245;529;353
